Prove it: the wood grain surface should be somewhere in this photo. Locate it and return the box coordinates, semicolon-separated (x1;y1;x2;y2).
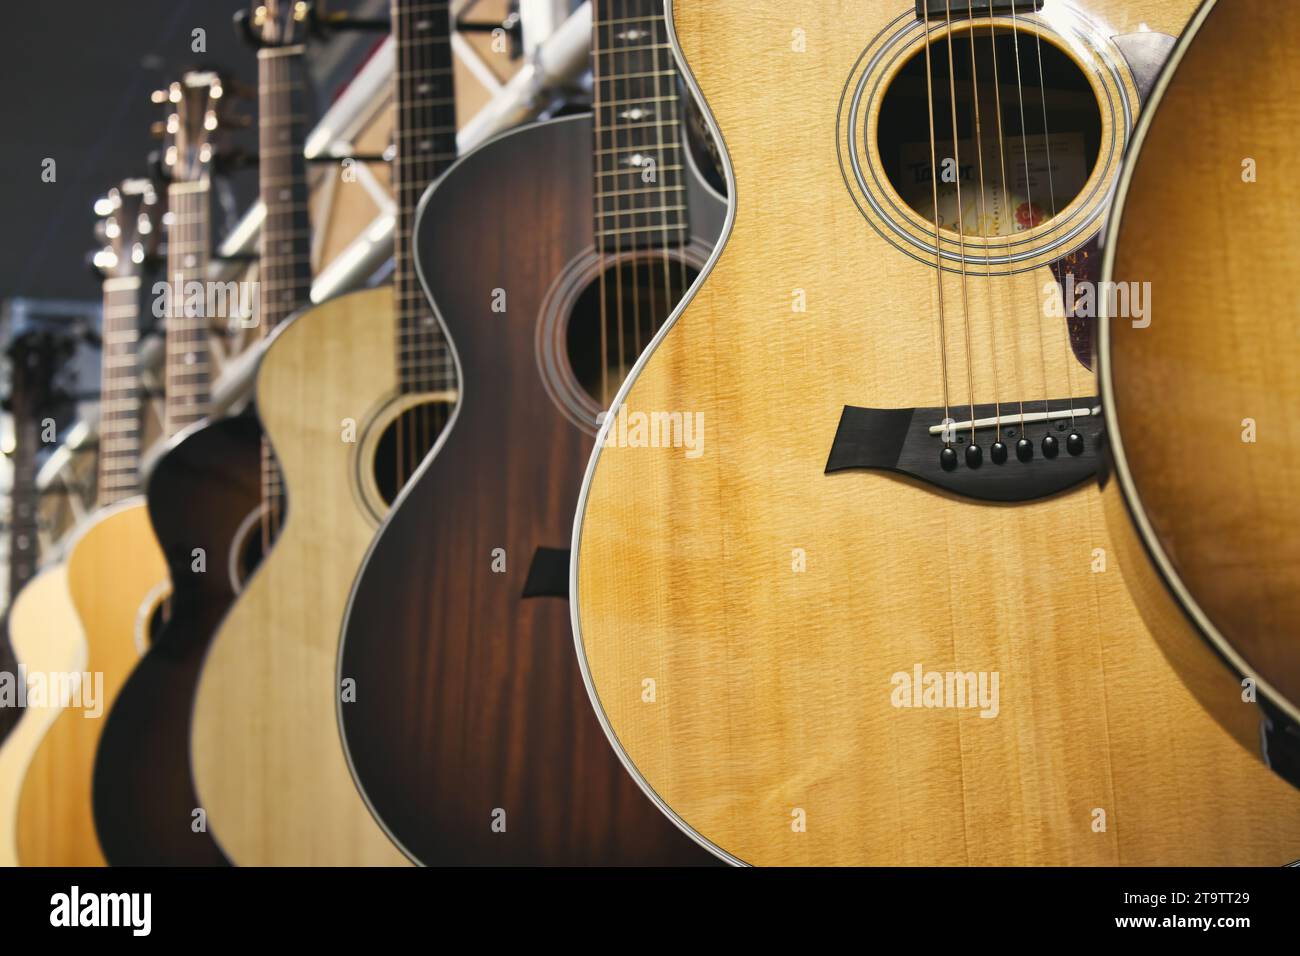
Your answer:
337;115;722;864
573;0;1300;865
16;503;164;866
191;287;408;866
92;416;262;866
0;566;85;866
1105;0;1300;735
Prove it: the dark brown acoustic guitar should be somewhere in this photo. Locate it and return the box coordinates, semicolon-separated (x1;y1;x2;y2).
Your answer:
337;0;726;864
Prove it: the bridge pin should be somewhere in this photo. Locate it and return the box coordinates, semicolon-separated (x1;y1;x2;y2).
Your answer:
990;441;1007;464
1016;438;1034;462
1042;434;1059;459
1067;431;1084;456
940;447;959;471
965;443;983;468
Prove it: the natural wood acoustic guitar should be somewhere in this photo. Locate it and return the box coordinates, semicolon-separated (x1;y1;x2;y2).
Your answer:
0;333;84;866
335;0;726;864
188;0;437;866
1099;0;1300;790
15;180;168;866
91;70;258;866
571;0;1300;865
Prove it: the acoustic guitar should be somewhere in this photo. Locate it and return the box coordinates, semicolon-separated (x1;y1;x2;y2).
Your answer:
0;334;83;866
571;0;1300;865
14;180;169;867
1099;0;1300;789
336;0;725;864
189;0;418;866
92;70;258;866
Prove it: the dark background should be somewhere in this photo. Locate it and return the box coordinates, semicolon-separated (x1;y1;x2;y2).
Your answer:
0;0;387;306
0;1;258;304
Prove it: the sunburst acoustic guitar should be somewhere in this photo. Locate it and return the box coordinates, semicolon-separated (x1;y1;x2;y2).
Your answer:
189;0;424;866
14;179;169;867
336;0;725;864
92;70;258;866
571;0;1300;865
1099;0;1300;789
0;334;83;866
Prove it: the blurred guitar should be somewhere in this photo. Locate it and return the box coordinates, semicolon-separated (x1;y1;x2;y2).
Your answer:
337;0;725;864
1100;0;1300;790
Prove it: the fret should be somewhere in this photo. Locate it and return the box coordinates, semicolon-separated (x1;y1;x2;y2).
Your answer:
596;203;688;218
97;269;147;503
256;44;312;348
593;141;683;158
591;0;692;254
593;222;689;239
595;164;685;177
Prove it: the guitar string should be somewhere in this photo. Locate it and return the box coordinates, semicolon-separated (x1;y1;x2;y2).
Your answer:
592;0;611;409
966;1;1001;439
649;0;673;342
608;1;628;404
921;4;952;438
629;0;647;368
987;15;1026;438
667;2;690;333
621;0;643;379
1009;1;1052;437
656;0;689;333
942;1;977;447
392;1;403;494
1032;18;1074;432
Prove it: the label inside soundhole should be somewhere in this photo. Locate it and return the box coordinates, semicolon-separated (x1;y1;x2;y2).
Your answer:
877;26;1101;237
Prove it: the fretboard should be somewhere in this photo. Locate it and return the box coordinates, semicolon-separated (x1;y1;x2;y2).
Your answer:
164;180;213;437
591;0;691;253
98;276;145;505
392;0;457;394
258;44;313;334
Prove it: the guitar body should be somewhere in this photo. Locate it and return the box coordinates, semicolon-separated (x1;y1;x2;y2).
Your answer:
191;287;408;865
1100;0;1300;782
93;415;262;865
0;567;85;865
336;115;725;864
15;502;165;866
572;0;1300;865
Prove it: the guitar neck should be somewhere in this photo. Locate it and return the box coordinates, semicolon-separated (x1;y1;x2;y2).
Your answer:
392;0;457;395
6;345;46;600
164;180;212;438
591;0;691;253
258;44;313;334
97;275;145;505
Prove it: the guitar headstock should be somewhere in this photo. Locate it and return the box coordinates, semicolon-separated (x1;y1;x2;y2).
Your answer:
92;178;164;279
152;70;239;183
244;0;314;48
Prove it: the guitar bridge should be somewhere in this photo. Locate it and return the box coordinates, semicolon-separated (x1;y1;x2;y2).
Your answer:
825;397;1101;502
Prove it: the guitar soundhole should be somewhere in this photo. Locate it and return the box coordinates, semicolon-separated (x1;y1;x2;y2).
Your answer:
876;25;1101;237
566;256;699;407
371;399;455;505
